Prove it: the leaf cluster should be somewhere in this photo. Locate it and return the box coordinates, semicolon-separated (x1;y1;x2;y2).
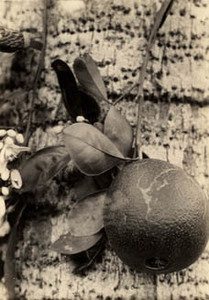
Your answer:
9;0;174;274
15;54;135;271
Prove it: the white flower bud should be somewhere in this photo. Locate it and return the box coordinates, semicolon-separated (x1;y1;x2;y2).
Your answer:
0;129;6;137
0;196;6;219
4;136;14;145
7;129;16;138
0;221;10;237
0;141;4;150
76;116;86;122
15;133;24;144
1;168;10;181
10;169;22;189
2;187;9;196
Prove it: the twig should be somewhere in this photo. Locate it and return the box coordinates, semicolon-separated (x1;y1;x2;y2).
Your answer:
135;0;174;158
114;1;174;108
113;82;139;106
24;0;48;146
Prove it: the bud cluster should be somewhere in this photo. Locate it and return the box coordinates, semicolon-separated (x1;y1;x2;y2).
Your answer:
0;129;29;237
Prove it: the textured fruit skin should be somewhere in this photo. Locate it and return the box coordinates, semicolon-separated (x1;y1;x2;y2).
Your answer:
103;159;209;274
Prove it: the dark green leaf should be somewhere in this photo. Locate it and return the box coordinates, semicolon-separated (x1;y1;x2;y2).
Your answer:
78;89;101;124
52;59;101;123
51;232;103;255
73;54;107;102
68;191;106;237
93;121;104;132
93;167;119;189
104;107;133;157
73;176;100;201
52;59;82;122
63;123;128;176
19;146;70;192
72;236;106;274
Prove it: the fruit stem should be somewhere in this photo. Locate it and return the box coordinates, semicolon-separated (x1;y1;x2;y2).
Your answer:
134;0;174;158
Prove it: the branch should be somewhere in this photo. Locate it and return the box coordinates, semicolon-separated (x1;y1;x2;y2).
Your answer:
24;0;48;146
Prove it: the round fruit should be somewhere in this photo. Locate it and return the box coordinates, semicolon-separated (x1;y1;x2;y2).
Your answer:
103;159;209;274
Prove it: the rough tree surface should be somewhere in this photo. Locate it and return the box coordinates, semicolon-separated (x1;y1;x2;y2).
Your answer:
0;0;209;299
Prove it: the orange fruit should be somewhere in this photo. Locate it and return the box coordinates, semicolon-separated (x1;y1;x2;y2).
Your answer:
103;159;209;274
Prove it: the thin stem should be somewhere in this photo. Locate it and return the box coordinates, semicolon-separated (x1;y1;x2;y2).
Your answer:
24;0;48;146
135;49;150;158
134;0;174;158
113;82;139;106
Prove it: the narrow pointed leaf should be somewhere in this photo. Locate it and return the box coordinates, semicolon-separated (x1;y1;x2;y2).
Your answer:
63;123;127;176
104;107;133;157
19;146;70;192
73;54;107;102
52;59;82;122
51;232;103;255
158;0;174;29
68;191;106;237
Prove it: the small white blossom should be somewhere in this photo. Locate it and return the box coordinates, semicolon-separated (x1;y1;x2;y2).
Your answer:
0;221;10;237
16;133;24;144
10;169;22;189
7;129;17;138
0;129;30;238
1;168;10;181
0;196;6;219
2;187;9;196
0;131;29;181
76;116;88;123
0;129;6;137
4;136;14;145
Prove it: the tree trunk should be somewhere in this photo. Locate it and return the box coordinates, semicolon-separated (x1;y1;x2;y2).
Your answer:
0;0;209;299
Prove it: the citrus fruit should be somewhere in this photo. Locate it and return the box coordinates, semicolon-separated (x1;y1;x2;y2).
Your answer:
103;159;209;274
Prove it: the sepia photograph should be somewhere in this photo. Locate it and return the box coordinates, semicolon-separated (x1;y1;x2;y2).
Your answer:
0;0;209;299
